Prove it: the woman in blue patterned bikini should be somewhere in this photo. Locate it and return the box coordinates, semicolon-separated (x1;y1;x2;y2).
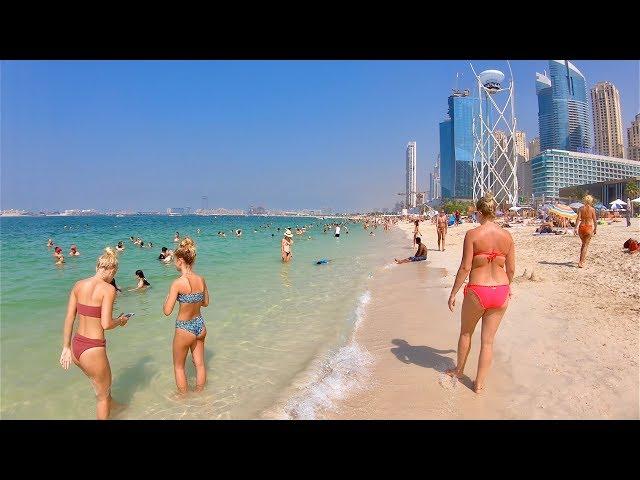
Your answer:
163;237;209;393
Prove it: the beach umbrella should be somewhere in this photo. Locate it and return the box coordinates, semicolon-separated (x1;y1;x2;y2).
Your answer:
569;202;584;209
548;203;577;220
610;199;627;207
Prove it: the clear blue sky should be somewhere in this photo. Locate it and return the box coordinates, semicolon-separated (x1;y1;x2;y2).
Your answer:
2;60;638;212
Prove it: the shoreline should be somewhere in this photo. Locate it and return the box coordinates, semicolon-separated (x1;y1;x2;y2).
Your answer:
326;219;639;419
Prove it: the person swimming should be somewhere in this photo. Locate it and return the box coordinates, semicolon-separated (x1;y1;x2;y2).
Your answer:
445;192;515;394
116;241;125;252
162;237;209;393
69;244;80;256
130;270;151;290
174;231;180;243
58;247;129;419
53;246;65;265
158;247;169;260
47;238;54;248
235;229;243;237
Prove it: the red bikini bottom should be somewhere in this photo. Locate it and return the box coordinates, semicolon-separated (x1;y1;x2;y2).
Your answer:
72;333;106;360
464;284;510;309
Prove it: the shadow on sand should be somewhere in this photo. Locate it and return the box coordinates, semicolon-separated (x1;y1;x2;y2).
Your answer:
390;339;475;390
538;260;576;268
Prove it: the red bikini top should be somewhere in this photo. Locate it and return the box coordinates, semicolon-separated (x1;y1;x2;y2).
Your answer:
473;250;506;262
77;303;102;318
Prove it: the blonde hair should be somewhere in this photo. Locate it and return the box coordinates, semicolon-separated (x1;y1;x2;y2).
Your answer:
583;194;594;206
174;237;196;265
476;192;497;219
96;246;118;271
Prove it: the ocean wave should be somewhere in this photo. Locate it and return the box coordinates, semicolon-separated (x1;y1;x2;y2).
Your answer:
276;290;374;420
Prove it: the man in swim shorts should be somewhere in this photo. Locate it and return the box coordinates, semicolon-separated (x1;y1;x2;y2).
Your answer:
395;237;428;264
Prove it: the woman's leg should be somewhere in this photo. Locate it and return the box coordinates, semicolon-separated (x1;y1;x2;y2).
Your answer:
76;347;112;420
173;329;195;393
578;233;593;267
446;292;484;378
474;301;509;392
190;327;207;391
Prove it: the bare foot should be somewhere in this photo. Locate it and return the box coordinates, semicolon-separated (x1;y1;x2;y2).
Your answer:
472;381;485;394
445;368;462;378
195;384;205;393
578;262;584;268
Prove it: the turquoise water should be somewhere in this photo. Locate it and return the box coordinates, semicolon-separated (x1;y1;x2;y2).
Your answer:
0;215;398;419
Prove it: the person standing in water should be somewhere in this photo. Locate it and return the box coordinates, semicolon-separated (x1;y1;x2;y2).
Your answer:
437;210;448;251
53;246;65;265
334;224;341;238
412;220;422;247
69;244;80;256
445;192;515;394
163;237;209;393
59;247;129;419
174;231;180;243
130;270;151;291
574;194;597;268
281;229;293;262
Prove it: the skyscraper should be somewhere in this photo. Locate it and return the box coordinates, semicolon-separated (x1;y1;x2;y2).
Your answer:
439;89;478;199
429;155;441;201
536;60;592;153
627;113;640;161
406;141;417;208
591;81;624;158
514;131;529;160
529;137;541;158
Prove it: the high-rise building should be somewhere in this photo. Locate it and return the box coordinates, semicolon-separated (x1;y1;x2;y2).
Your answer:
591;81;624;158
429;155;441;201
536;60;592;153
628;113;640;161
439;89;477;199
528;136;541;158
405;142;417;208
514;131;529;160
531;149;640;201
516;156;532;202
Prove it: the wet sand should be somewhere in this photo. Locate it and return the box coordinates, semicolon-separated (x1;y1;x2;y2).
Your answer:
326;218;639;419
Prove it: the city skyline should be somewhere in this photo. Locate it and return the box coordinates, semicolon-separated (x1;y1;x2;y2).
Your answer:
2;60;638;211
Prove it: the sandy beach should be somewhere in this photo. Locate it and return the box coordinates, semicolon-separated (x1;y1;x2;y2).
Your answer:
326;217;639;419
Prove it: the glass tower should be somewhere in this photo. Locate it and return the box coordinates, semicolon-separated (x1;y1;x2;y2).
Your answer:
439;91;478;199
536;60;592;153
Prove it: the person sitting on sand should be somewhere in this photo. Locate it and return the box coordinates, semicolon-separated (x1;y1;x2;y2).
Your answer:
53;246;65;265
130;270;151;291
574;194;597;268
437;210;448;251
281;229;293;262
395;237;427;264
116;241;125;252
445;192;514;394
69;244;80;256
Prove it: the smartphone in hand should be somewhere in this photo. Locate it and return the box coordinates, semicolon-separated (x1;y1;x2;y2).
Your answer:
119;313;135;319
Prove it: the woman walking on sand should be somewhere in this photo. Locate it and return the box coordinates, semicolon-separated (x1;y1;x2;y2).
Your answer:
59;247;130;419
574;194;597;268
445;192;515;393
163;237;209;393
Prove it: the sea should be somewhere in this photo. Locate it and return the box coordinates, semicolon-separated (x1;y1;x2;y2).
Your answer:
0;215;402;419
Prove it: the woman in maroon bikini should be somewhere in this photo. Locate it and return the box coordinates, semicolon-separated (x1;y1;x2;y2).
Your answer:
59;247;129;419
446;192;515;393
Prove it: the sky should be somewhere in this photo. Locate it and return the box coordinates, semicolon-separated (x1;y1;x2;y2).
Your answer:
1;60;638;213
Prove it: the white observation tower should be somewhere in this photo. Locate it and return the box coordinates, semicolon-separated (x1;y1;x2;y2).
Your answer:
470;64;518;206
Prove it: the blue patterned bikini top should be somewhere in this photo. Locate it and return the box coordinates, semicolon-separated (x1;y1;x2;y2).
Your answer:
177;292;204;303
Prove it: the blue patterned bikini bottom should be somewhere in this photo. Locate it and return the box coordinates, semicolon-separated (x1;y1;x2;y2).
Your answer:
175;315;205;336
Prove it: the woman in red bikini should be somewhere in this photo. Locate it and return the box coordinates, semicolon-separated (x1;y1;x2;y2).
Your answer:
59;247;129;419
446;192;515;393
574;194;597;268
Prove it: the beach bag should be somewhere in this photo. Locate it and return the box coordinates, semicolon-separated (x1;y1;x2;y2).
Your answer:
624;238;639;251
